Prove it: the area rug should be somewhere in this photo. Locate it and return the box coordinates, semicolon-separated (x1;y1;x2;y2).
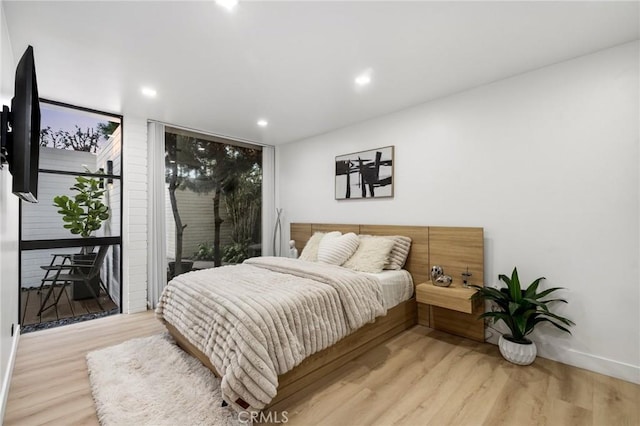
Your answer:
86;334;242;426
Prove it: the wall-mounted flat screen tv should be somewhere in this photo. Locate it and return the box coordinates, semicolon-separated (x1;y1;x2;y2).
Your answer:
0;45;41;203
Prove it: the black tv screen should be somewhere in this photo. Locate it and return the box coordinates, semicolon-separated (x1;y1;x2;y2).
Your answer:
0;46;40;203
9;46;41;203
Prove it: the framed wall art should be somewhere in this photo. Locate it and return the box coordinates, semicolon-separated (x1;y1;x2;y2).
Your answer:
335;146;394;200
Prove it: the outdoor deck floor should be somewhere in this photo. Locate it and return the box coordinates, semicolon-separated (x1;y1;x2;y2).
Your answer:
20;284;118;332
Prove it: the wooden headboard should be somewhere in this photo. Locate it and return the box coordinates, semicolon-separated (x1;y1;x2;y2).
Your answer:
290;223;484;288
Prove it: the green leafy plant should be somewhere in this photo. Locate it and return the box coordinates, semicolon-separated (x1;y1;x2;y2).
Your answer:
193;242;215;261
53;174;109;238
222;242;250;264
470;267;574;344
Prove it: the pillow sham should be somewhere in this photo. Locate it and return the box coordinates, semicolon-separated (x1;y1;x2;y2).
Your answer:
384;235;412;270
317;232;359;265
299;232;327;261
343;235;396;273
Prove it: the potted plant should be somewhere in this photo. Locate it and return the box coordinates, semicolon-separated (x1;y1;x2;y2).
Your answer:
469;267;574;365
53;173;110;299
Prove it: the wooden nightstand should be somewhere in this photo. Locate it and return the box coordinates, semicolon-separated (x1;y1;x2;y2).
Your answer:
416;282;478;313
416;282;485;342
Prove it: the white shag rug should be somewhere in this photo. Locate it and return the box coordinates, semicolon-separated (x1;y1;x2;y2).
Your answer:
86;334;242;426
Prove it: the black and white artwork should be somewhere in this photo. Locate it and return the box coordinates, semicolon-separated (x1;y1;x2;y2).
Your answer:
335;146;394;200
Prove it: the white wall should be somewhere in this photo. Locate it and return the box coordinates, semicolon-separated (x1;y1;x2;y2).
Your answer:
0;0;10;98
0;166;18;419
97;125;122;305
122;117;148;313
278;42;640;383
96;125;122;239
0;0;18;417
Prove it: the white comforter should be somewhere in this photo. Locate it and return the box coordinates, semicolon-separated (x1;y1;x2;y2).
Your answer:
155;256;386;411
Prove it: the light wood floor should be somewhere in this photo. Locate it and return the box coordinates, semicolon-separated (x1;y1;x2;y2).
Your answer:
5;311;639;426
5;311;165;425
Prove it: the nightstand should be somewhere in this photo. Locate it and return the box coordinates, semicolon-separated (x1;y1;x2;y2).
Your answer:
416;282;485;342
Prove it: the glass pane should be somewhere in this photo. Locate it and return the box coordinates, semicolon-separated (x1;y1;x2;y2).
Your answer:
20;101;122;330
39;103;122;175
22;171;120;240
20;245;120;327
165;131;262;277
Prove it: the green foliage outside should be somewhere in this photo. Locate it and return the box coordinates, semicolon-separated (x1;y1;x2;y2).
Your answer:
193;242;215;261
53;173;109;238
96;122;120;139
222;242;250;264
166;134;262;272
192;167;262;265
40;122;119;153
222;166;262;264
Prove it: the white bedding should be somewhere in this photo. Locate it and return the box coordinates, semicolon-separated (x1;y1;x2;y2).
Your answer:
156;257;386;411
364;269;414;309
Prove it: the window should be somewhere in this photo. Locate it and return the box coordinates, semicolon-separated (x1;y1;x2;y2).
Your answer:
19;101;122;331
164;127;262;278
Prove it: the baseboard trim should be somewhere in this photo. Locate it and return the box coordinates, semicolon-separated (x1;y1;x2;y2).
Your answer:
0;323;20;421
563;348;639;384
535;341;639;384
484;330;639;384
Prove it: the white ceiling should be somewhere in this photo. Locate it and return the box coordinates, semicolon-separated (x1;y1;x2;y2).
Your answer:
2;1;638;145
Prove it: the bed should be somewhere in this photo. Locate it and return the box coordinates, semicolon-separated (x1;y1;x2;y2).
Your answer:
156;223;483;410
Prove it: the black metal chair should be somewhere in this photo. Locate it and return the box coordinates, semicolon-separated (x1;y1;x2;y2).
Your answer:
37;253;75;295
37;245;110;316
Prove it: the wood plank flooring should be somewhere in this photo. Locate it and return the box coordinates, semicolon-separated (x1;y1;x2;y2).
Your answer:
21;285;117;328
5;312;165;425
5;311;640;425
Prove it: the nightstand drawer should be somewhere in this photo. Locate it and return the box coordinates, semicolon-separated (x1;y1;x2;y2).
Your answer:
416;282;480;314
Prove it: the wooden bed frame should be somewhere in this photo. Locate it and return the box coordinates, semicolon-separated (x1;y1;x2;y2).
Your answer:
165;223;483;408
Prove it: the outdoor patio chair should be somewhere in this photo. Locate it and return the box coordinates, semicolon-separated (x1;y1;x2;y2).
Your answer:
37;252;77;295
37;245;110;316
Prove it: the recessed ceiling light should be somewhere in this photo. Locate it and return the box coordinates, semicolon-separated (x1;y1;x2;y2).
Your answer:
257;119;268;127
355;75;371;86
141;87;157;98
215;0;238;11
355;73;372;87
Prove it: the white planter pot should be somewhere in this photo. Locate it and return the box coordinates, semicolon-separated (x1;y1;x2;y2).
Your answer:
498;335;537;365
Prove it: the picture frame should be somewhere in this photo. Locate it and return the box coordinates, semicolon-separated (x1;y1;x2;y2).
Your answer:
335;146;394;200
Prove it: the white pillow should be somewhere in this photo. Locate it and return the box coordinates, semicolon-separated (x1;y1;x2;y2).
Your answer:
343;235;396;273
317;232;359;265
384;235;412;270
321;231;342;243
299;232;326;261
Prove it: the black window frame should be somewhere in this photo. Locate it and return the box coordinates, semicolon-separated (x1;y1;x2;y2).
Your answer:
18;98;124;321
